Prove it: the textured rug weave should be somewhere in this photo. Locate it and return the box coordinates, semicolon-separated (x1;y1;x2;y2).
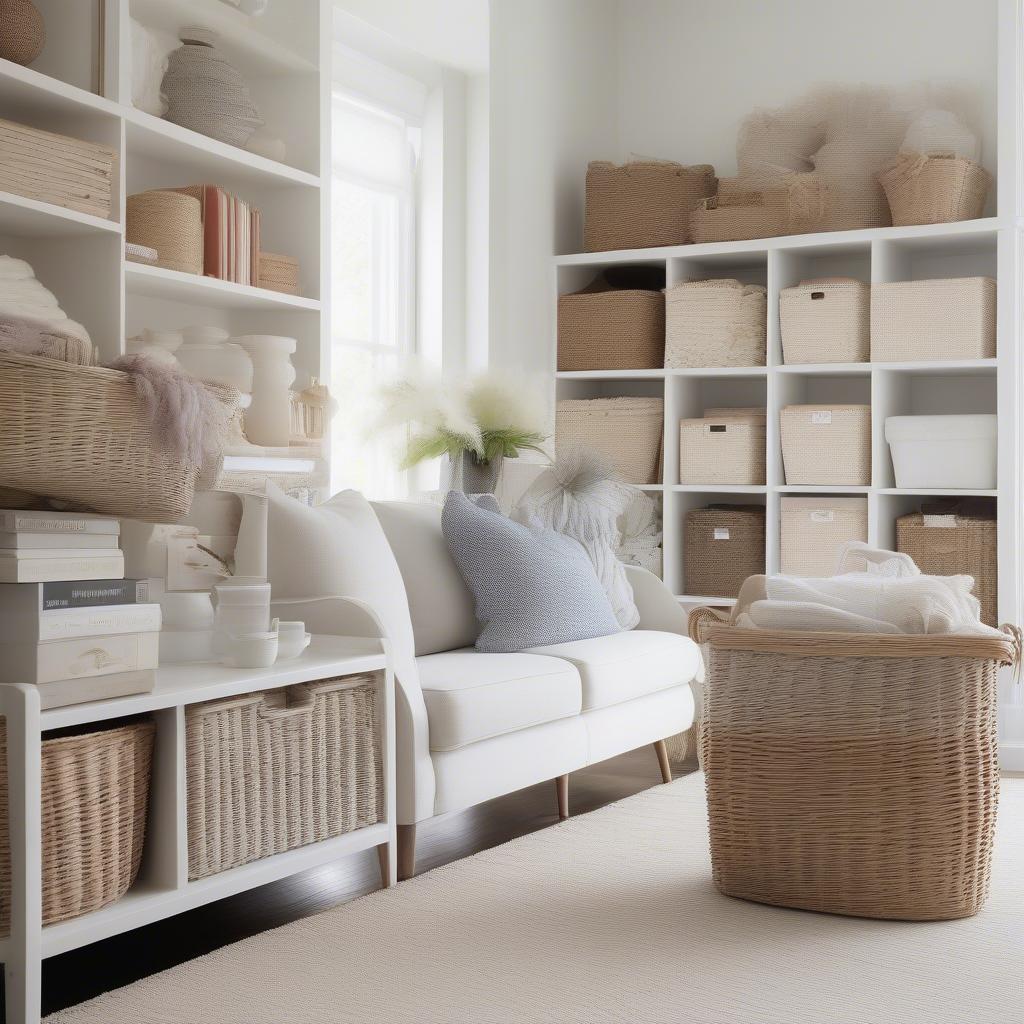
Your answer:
49;775;1024;1023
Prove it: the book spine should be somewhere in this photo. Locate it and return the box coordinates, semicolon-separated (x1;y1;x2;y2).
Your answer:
35;603;162;642
0;548;122;560
0;531;120;550
41;578;143;610
0;512;120;535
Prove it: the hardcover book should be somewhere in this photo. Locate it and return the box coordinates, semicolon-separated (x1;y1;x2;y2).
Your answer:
0;579;147;613
0;510;119;535
0;552;125;584
0;531;120;550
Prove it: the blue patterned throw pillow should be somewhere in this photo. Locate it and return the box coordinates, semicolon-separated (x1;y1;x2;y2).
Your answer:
441;490;622;653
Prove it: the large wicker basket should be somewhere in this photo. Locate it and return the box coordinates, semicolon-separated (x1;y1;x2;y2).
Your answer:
878;152;992;226
186;675;383;880
665;279;767;369
780;404;871;485
0;718;154;932
584;160;716;251
694;617;1018;920
126;190;204;275
780;279;870;364
684;505;765;597
0;350;236;522
679;412;765;486
556;397;663;485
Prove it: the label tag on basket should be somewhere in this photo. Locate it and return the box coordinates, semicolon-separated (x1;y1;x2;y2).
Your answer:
923;514;958;528
810;410;832;425
713;528;730;540
810;510;834;523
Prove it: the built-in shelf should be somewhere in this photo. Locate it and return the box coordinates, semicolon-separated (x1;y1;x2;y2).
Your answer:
673;484;768;493
0;191;121;238
0;60;118;123
875;487;999;497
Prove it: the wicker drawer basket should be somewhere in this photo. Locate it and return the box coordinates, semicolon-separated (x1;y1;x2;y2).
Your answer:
684;505;765;598
584;160;716;251
665;279;767;369
878;152;992;227
186;675;383;880
780;496;868;577
558;268;665;371
897;503;997;626
556;397;663;485
679;412;765;486
694;616;1017;920
0;117;116;219
871;277;995;362
780;279;870;364
780;404;871;485
0;718;154;933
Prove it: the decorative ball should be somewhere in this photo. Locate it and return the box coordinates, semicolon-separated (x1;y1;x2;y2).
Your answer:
0;0;46;66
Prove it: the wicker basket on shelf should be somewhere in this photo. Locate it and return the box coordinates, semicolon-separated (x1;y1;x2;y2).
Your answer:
689;191;787;243
126;190;204;275
780;404;871;485
0;350;237;522
780;279;870;364
878;152;992;226
684;505;765;597
693;613;1018;921
665;279;766;369
258;251;300;295
0;718;155;932
555;397;663;485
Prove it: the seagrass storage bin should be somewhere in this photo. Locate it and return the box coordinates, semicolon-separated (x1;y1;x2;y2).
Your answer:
780;496;868;577
780;405;871;485
185;675;383;880
0;718;154;932
780;279;870;364
694;618;1017;920
126;190;204;275
871;277;995;362
556;397;663;485
679;412;765;486
689;192;787;243
259;251;300;295
878;152;992;226
558;268;665;371
0;117;116;219
665;280;767;368
0;350;237;522
897;503;997;626
584;160;716;251
684;505;765;597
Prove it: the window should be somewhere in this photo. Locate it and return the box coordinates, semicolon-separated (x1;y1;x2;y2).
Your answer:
330;92;420;498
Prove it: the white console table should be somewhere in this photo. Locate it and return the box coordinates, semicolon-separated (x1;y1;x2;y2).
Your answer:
0;635;394;1024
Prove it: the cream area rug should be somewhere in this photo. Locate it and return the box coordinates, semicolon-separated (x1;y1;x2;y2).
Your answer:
49;775;1024;1024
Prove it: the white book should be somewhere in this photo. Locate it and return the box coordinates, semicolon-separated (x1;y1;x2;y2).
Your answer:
0;603;162;644
0;631;160;685
0;510;120;536
0;531;120;550
0;548;121;560
0;553;125;584
34;668;156;711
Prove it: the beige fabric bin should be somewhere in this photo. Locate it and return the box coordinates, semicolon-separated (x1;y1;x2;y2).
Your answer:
665;279;767;369
780;279;870;364
556;397;663;485
584;160;716;251
684;505;765;598
871;277;995;362
781;496;868;577
679;411;766;486
780;404;871;485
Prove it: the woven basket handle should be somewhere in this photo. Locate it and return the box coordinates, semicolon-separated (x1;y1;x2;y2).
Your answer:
688;606;731;644
258;688;316;721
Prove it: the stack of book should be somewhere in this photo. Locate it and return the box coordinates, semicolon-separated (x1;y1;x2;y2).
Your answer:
0;510;161;709
173;184;261;287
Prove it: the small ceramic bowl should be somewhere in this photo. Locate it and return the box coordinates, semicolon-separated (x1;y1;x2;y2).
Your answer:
277;627;311;661
225;631;278;669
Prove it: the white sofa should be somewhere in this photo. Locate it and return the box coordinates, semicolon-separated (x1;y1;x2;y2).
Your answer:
268;498;703;881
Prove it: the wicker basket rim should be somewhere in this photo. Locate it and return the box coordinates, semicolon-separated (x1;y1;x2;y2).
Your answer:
587;159;715;175
41;720;155;751
871;276;995;291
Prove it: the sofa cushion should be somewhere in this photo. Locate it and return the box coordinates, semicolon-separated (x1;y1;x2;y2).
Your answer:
372;500;478;657
418;649;582;751
527;630;700;712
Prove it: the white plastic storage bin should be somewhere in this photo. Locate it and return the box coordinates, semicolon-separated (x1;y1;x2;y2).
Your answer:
780;405;871;486
679;410;765;485
871;278;996;362
885;415;997;490
780;496;869;577
779;279;870;364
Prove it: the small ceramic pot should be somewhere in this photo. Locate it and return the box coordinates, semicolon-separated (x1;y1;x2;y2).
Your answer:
224;630;278;669
177;325;254;392
275;620;310;661
213;578;271;654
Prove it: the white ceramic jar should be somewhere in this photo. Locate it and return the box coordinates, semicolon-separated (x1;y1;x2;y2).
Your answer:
176;325;254;393
233;334;297;446
213;577;271;654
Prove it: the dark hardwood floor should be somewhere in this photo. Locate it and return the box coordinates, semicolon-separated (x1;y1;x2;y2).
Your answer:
36;746;689;1019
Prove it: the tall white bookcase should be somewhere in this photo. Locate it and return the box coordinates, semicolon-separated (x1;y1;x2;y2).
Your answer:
554;0;1024;768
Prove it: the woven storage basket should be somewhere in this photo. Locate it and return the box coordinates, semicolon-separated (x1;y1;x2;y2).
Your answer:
558;267;665;371
186;675;382;880
897;503;997;627
0;350;236;522
0;0;46;65
780;496;868;577
259;251;300;295
780;279;870;364
879;152;992;226
694;618;1018;920
0;117;116;219
871;277;995;362
126;190;203;275
556;397;663;485
684;505;765;598
0;718;154;933
679;412;766;486
584;160;716;251
780;404;871;485
665;280;767;369
689;191;787;243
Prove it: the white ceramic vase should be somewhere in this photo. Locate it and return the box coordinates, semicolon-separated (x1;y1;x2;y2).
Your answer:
176;325;254;392
126;328;182;366
233;335;297;446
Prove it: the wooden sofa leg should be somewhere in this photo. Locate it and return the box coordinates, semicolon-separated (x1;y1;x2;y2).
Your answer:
555;775;569;820
654;739;672;784
397;823;417;881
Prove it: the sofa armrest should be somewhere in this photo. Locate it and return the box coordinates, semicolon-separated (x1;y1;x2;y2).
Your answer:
624;565;687;635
